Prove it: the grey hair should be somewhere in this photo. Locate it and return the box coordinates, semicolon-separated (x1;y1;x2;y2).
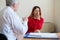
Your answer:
6;0;18;6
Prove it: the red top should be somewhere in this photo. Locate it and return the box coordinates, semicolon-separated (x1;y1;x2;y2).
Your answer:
27;17;44;33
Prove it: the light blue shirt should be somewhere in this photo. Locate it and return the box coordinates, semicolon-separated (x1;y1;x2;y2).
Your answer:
0;6;28;40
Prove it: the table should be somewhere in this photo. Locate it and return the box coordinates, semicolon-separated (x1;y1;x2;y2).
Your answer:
23;33;60;40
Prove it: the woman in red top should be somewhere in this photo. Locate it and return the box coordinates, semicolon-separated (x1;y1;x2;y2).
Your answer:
27;6;44;33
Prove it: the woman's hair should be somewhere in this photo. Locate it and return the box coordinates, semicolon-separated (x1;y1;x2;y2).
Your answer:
29;6;41;18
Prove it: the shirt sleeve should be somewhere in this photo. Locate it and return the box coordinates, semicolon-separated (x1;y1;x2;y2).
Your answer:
3;11;28;36
37;18;44;30
12;13;28;36
28;17;37;32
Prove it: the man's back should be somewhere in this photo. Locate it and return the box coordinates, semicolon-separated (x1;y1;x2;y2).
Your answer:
0;6;28;40
0;6;17;40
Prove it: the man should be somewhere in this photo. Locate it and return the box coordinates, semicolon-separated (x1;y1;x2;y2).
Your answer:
0;0;28;40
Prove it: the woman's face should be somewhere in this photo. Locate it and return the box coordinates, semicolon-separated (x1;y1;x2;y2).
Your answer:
33;8;40;17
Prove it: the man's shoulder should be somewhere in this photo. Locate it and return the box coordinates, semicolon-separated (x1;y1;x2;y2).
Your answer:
0;7;9;14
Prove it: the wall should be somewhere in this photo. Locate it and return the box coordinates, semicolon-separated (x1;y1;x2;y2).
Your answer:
55;0;60;32
17;0;54;23
0;0;54;23
0;0;6;11
1;0;60;32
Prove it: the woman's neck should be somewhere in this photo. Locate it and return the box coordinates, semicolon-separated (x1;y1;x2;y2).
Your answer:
34;16;40;20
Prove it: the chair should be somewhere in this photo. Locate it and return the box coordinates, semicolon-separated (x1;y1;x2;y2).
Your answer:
41;22;55;33
0;33;7;40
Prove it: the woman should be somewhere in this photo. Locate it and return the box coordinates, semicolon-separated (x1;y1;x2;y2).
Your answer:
27;6;44;33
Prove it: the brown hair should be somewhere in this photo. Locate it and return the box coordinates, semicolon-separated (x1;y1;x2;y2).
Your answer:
29;6;42;18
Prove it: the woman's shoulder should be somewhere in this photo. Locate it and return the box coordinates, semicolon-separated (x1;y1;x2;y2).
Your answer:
28;17;34;20
40;17;44;21
28;17;35;22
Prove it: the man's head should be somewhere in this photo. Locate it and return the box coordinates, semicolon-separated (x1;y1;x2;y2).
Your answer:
6;0;19;11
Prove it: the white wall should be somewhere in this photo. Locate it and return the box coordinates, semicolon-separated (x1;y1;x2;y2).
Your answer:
1;0;60;32
0;0;54;23
17;0;54;23
0;0;6;11
55;0;60;32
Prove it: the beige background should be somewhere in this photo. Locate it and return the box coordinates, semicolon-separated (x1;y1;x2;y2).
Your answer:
0;0;60;32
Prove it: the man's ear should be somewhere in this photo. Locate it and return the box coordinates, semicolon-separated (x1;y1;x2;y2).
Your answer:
13;3;17;11
13;3;16;8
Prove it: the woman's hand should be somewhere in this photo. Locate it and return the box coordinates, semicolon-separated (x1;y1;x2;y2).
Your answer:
34;30;40;33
